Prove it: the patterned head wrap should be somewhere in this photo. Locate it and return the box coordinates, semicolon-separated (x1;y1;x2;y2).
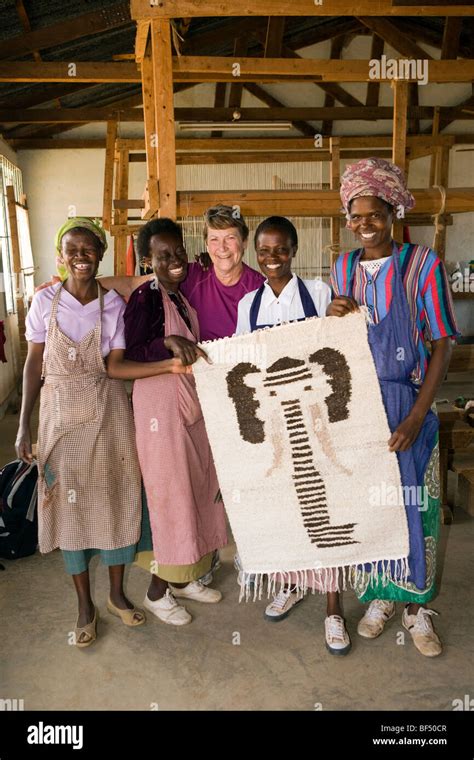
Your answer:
340;158;415;219
55;217;107;280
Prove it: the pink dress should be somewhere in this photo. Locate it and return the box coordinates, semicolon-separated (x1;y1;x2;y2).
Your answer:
132;283;228;565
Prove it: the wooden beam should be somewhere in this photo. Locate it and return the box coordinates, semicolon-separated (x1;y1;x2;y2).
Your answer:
438;89;474;133
441;16;462;59
0;84;97;110
141;52;159;218
0;62;140;83
229;37;248;110
366;34;384;108
173;188;474;217
330;138;340;263
264;17;286;58
393;18;471;58
211;83;227;138
6;185;28;361
150;149;394;163
432;146;450;260
135;20;150;63
109;187;474;230
174;106;469;121
114;149;129;276
392;80;409;242
409;82;419;135
322;35;346;136
15;0;41;63
2;58;474;83
0;108;144;124
130;1;474;18
171;57;474;83
8;134;467;151
356;17;432;60
0;3;131;59
430;107;441;187
181;17;266;55
102;121;117;232
151;19;176;219
243;83;315;136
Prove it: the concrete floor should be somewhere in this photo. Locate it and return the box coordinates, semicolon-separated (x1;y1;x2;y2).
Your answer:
1;395;473;712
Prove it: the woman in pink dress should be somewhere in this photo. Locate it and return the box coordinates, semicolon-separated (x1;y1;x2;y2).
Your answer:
124;218;228;625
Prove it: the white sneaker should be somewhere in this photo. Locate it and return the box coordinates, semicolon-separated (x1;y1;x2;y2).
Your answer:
169;580;222;603
264;589;304;622
357;599;396;639
402;606;442;657
325;615;351;655
143;589;192;626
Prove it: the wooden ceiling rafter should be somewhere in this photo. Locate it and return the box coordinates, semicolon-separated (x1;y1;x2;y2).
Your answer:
14;0;42;64
2;58;473;83
322;34;346;136
264;17;286;58
0;2;132;60
129;1;474;18
365;33;384;108
243;83;316;137
356;16;433;60
3;105;474;126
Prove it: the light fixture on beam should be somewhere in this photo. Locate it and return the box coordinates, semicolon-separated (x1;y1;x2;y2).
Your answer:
177;121;294;132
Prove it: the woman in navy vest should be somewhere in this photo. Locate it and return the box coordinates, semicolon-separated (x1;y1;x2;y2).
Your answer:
235;217;352;655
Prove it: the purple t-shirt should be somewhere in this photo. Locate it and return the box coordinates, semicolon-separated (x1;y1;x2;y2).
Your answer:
180;262;264;341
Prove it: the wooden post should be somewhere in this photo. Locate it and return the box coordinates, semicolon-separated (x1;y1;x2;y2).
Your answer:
6;186;27;364
102;120;117;231
432;145;450;260
141;52;159;219
429;106;441;188
329;137;340;266
150;18;176;219
392;80;408;242
113;149;129;275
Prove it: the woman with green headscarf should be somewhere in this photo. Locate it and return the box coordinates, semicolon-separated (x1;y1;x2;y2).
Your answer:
16;218;195;648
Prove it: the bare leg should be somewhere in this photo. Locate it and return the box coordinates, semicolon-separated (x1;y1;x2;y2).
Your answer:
72;570;95;642
407;602;425;615
108;564;143;623
327;591;343;617
147;574;188;600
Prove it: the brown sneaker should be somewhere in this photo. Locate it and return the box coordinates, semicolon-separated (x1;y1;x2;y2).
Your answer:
402;606;442;657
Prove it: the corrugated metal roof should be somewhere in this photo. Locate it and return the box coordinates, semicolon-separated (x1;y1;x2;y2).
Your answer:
0;3;467;141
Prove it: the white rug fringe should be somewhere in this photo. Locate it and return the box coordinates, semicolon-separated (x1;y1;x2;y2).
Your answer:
238;557;410;602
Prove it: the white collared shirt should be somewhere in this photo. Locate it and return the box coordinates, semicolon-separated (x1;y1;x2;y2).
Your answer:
235;273;331;335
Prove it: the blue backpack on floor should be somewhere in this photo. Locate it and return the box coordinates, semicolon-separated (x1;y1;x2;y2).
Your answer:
0;459;38;560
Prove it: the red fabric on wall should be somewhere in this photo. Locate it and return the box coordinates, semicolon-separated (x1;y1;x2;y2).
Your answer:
126;236;136;276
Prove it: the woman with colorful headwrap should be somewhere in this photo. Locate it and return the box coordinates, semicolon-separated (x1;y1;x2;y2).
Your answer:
328;158;458;657
16;218;192;648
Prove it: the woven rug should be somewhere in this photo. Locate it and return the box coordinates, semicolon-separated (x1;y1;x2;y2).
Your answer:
193;312;409;598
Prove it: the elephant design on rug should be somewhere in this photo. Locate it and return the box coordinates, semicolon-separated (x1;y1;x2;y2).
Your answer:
226;348;359;548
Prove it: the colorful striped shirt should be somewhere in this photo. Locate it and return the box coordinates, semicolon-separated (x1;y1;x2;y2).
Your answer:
330;243;459;383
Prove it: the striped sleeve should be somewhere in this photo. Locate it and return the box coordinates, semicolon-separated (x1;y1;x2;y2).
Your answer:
420;253;459;340
330;251;356;297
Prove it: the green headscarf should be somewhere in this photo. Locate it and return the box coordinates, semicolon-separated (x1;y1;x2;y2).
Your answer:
55;217;108;281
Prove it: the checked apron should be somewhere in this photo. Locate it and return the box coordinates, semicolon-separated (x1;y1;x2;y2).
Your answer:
37;283;142;554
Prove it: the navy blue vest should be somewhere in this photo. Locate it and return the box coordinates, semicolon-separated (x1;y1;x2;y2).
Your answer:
249;277;318;332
